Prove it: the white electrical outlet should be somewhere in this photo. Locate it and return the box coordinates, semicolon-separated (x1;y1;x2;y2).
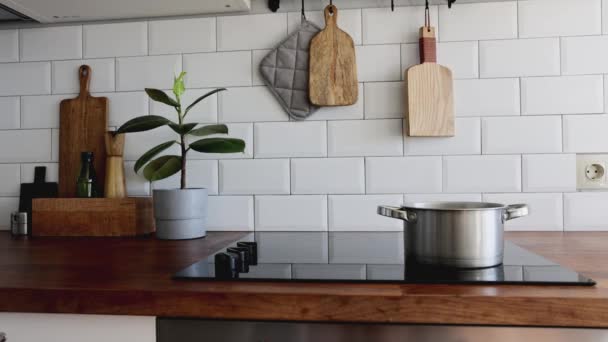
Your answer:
577;154;608;190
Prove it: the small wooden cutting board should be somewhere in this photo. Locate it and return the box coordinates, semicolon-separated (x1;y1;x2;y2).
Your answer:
58;65;108;197
405;27;454;136
309;4;358;106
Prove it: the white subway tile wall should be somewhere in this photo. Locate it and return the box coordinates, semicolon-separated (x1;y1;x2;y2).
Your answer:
521;75;604;115
518;0;601;38
356;45;401;82
328;195;403;231
454;78;520;117
20;26;82;62
480;38;560;78
328;119;403;157
255;195;328;231
148;18;216;55
362;6;438;44
20;94;68;128
366;157;442;194
481;116;562;154
52;59;115;94
0;97;20;129
83;22;147;58
404;117;481;155
564;192;608;231
522;154;577;193
0;0;606;231
438;2;517;41
116;55;182;91
217;13;287;51
0;30;18;62
255;121;327;158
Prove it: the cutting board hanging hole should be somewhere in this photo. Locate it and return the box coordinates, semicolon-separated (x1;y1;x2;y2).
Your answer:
78;65;91;97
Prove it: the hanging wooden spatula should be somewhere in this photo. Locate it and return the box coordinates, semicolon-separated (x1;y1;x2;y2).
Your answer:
309;4;358;106
405;24;455;136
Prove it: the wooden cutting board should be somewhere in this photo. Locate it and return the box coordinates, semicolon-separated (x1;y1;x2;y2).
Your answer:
59;65;108;197
309;4;358;106
405;27;454;136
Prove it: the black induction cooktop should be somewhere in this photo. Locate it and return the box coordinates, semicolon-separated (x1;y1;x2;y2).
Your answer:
173;232;595;286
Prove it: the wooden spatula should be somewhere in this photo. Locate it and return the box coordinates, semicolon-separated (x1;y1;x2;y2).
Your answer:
58;65;108;197
405;26;455;137
309;4;358;106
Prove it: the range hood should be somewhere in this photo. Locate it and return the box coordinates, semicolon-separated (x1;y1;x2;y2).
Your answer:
0;0;513;24
0;0;251;23
0;3;31;22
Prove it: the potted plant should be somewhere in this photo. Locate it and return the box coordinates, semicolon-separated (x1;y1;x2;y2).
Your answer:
115;72;245;240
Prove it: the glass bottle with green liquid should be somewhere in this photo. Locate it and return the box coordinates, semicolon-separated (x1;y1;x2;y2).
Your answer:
76;151;99;198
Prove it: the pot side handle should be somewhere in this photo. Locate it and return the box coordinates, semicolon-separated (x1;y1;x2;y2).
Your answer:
377;206;417;222
504;204;528;221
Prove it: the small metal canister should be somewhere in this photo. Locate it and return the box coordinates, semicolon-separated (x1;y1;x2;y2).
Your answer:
10;211;28;236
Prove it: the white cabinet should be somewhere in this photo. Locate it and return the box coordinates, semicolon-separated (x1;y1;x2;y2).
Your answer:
0;313;155;342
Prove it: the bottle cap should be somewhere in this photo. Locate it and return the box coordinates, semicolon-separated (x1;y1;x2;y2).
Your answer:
80;151;94;161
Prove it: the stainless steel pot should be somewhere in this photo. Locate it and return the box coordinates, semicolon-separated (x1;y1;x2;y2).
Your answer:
378;202;528;268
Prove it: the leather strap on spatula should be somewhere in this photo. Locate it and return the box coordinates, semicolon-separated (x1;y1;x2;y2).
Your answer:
419;1;437;64
419;27;437;63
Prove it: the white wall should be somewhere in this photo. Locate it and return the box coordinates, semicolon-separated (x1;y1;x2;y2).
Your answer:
0;0;607;231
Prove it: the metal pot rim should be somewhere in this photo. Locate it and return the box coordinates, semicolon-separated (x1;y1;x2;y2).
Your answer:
401;201;507;211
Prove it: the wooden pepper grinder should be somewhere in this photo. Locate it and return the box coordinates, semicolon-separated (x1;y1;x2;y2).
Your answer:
104;132;126;198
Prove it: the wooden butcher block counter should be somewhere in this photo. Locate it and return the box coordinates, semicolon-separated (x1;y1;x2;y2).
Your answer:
0;231;607;328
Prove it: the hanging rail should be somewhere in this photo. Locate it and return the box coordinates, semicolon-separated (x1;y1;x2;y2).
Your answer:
268;0;457;13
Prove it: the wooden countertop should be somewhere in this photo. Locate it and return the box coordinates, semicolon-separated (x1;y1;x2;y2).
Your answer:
1;231;608;327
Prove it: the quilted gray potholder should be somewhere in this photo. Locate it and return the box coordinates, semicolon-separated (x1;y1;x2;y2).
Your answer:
259;20;321;120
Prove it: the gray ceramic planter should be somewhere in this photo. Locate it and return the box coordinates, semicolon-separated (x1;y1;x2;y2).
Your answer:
153;188;207;240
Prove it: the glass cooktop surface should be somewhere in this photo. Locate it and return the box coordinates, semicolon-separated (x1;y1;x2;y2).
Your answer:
173;232;595;286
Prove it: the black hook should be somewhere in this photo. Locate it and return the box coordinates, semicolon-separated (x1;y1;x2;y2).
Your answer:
391;0;395;11
268;0;279;12
448;0;456;8
329;0;333;14
301;0;306;19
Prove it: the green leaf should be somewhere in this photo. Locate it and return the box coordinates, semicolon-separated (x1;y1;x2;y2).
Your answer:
169;122;197;135
143;155;182;182
116;115;171;134
173;72;186;99
184;88;226;116
145;88;179;108
133;141;176;173
189;124;228;137
189;138;246;154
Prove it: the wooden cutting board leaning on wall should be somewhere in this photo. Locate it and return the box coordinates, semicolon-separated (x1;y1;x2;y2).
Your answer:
58;65;108;197
405;27;455;136
309;4;358;106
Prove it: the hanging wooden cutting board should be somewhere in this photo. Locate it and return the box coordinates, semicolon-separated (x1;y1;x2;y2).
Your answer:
309;4;358;106
405;27;454;136
58;65;108;197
